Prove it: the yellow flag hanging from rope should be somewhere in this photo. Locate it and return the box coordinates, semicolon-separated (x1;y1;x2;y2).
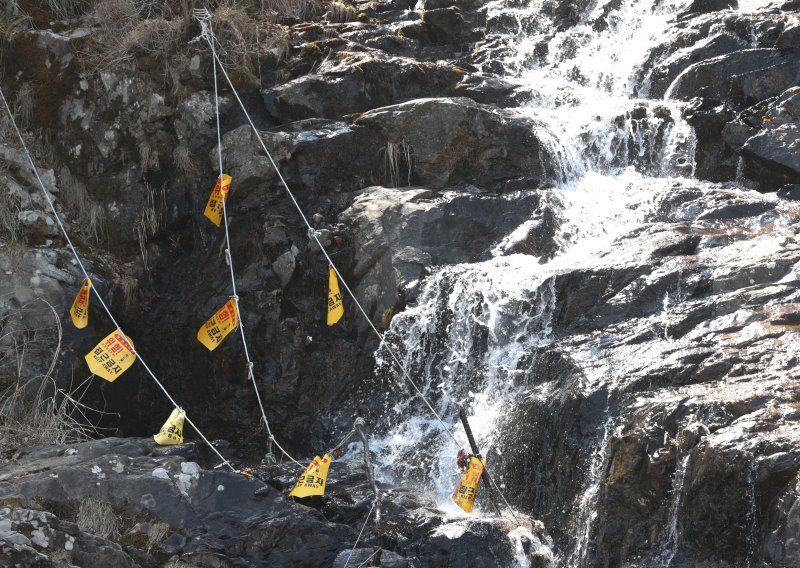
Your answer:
451;456;486;513
196;298;238;351
85;331;136;382
327;267;343;326
70;278;92;329
204;174;232;227
289;455;333;498
154;408;185;445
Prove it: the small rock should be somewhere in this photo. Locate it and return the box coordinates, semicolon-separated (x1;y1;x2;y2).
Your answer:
151;468;170;480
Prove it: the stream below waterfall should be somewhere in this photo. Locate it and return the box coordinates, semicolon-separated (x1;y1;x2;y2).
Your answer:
358;0;797;565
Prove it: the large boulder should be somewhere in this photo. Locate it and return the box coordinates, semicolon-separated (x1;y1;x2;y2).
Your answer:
666;49;800;104
338;186;554;323
355;97;557;189
221;97;559;196
648;32;748;98
263;55;464;122
724;87;800;190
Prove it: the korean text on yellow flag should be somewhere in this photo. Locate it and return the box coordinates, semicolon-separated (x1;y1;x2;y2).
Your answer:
70;278;92;329
197;298;238;351
204;174;232;227
289;455;332;498
85;331;136;382
327;267;343;326
154;408;185;445
451;456;485;513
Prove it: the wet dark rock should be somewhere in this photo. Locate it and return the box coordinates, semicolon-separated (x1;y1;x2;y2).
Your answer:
339;186;548;319
587;103;678;175
3;0;800;566
777;184;800;200
776;22;800;50
741;124;800;189
446;73;518;106
721;118;758;150
684;97;739;181
222;97;558;195
355;97;557;189
735;87;800;190
682;0;738;15
667;49;800;105
263;56;464;123
0;438;549;567
648;33;748;98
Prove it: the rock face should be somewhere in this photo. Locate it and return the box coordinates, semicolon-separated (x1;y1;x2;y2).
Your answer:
339;186;553;319
0;437;552;567
638;9;800;189
1;0;800;566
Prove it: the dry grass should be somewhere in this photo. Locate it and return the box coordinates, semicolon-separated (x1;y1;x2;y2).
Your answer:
81;0;293;85
124;17;182;58
118;275;139;311
163;560;195;568
57;167;107;244
172;141;197;176
324;1;357;23
147;521;169;550
133;183;165;271
259;0;319;20
212;2;260;74
12;82;33;129
137;139;161;173
83;0;175;70
48;0;94;19
0;164;22;242
77;497;119;539
0;301;104;455
381;139;413;187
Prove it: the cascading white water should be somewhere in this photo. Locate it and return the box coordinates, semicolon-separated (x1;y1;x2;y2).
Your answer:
367;0;778;565
660;453;692;566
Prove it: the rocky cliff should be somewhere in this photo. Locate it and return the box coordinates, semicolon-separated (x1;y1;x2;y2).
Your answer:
1;0;799;566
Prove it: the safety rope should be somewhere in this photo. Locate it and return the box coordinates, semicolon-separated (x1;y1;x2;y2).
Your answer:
192;9;522;520
192;10;461;450
355;548;382;568
343;500;376;568
205;15;301;468
0;85;236;473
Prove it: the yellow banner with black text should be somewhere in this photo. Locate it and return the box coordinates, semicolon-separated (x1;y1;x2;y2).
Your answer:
85;331;136;382
70;278;92;329
451;456;485;513
197;298;238;351
154;408;185;445
327;268;343;326
289;455;332;498
204;174;232;227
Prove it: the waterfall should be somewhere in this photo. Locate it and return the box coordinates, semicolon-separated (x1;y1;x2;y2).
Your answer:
363;0;787;564
660;453;691;566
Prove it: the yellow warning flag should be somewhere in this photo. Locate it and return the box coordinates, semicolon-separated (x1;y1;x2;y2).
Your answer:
327;267;343;326
70;278;92;329
289;455;333;498
451;456;485;513
196;298;238;351
154;407;185;445
85;331;136;382
203;174;232;227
